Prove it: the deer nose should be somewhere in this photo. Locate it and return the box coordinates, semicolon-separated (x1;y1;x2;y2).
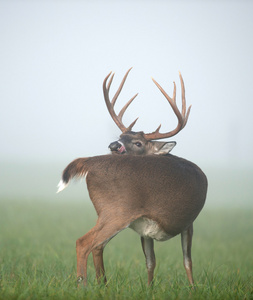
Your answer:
109;141;121;151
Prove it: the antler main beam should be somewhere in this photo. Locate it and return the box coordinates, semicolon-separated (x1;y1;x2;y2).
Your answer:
103;68;138;133
143;72;191;141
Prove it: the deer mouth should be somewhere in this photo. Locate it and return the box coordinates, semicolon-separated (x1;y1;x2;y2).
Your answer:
117;145;126;154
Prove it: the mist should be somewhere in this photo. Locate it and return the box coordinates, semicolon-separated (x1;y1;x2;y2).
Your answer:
1;1;253;208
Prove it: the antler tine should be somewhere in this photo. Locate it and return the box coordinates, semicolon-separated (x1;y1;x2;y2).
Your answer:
127;117;139;131
111;68;132;107
183;105;192;128
172;81;176;103
103;68;138;133
179;72;192;128
106;72;115;98
118;93;139;131
179;72;186;117
118;93;138;122
144;73;191;141
151;77;184;125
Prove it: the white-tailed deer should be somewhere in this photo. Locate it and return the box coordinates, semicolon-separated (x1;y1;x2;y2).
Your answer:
57;68;207;288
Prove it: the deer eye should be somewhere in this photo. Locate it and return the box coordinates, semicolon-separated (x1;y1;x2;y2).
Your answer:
135;142;142;147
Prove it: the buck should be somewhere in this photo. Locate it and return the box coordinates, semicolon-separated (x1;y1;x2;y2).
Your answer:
57;68;208;288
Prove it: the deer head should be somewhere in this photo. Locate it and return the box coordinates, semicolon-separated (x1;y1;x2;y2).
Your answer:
103;68;191;155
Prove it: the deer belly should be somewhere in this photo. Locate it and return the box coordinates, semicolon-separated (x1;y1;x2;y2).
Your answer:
129;217;172;241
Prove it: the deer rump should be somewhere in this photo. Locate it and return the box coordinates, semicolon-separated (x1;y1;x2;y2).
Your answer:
59;154;207;239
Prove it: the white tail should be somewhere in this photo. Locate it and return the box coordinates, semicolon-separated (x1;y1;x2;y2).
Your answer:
57;180;68;193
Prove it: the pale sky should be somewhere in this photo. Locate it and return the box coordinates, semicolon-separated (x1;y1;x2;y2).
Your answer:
1;0;253;168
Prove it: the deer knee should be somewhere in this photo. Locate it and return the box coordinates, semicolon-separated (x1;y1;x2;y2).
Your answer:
76;238;82;248
76;237;87;257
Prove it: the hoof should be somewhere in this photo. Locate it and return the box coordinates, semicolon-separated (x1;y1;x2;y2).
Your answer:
77;275;84;284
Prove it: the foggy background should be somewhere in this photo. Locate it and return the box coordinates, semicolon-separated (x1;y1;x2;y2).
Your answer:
1;1;253;207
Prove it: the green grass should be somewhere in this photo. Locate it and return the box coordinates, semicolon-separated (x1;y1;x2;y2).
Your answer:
0;199;252;299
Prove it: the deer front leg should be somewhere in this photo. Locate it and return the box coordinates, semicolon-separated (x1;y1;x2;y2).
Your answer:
181;223;194;286
92;245;107;284
141;237;156;286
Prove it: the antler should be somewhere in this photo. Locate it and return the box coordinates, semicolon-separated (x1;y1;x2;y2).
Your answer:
103;68;139;133
143;72;191;141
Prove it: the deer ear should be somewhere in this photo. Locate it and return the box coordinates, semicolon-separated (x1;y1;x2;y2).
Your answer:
153;141;176;155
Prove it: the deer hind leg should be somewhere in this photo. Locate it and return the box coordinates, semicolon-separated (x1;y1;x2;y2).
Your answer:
76;218;130;286
181;223;194;286
92;244;107;284
141;237;156;286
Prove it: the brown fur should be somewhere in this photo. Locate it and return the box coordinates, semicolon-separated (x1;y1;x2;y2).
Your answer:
60;154;207;286
58;70;207;288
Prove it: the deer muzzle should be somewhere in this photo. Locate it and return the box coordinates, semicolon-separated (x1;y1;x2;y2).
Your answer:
109;141;126;154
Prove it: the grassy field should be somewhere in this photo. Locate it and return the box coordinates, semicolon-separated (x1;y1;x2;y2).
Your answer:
0;198;252;300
